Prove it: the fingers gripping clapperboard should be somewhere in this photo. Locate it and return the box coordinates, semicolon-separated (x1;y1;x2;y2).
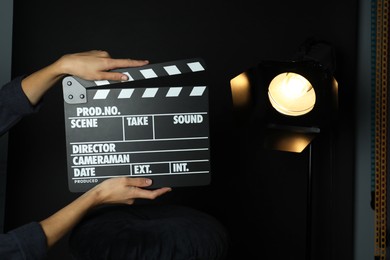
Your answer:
62;58;211;192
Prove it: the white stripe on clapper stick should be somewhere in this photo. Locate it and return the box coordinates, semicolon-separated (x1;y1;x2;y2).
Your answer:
118;89;134;99
166;87;183;97
140;68;158;79
94;80;110;86
164;65;182;75
142;88;158;98
187;62;205;72
190;86;206;96
93;89;110;99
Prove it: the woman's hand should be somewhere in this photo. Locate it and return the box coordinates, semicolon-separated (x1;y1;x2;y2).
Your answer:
40;177;171;248
89;177;172;206
22;50;149;105
55;50;149;81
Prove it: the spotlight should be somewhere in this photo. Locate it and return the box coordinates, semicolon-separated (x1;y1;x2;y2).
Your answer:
231;39;338;153
231;39;338;259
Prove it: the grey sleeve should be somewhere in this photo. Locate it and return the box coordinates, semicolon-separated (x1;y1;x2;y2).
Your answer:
0;75;41;136
0;221;47;260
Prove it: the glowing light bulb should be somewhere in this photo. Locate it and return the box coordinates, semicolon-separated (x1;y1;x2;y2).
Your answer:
268;72;316;116
280;73;312;98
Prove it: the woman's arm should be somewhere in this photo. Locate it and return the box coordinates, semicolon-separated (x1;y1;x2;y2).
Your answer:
0;50;148;136
40;177;171;248
21;50;148;105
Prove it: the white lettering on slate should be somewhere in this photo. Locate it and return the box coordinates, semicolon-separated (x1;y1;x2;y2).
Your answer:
126;116;149;126
71;118;98;128
173;114;203;124
73;154;130;165
134;164;152;174
172;163;189;172
74;167;96;177
72;143;116;154
76;106;120;116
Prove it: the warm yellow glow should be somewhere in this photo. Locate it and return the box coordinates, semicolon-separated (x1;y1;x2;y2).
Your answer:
230;72;251;107
269;134;314;153
263;130;316;153
332;77;339;107
268;72;316;116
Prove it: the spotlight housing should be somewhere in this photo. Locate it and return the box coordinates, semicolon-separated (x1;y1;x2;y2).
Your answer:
230;39;338;152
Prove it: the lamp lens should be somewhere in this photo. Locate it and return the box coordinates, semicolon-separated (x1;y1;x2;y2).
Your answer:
268;72;316;116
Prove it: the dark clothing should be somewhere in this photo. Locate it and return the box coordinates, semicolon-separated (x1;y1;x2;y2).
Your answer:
0;223;47;260
0;76;40;136
69;204;229;260
0;77;47;259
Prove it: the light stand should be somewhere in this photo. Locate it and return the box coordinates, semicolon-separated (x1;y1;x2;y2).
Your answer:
230;39;338;259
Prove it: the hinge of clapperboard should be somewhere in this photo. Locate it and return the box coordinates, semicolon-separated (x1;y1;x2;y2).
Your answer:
62;57;206;104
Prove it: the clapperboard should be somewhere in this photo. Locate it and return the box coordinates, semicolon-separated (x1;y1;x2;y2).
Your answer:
62;58;211;192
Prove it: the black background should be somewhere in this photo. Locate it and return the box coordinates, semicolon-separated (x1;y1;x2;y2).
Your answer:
5;0;358;259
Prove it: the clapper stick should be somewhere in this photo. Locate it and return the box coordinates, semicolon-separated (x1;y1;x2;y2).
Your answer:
63;58;206;104
62;58;211;192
